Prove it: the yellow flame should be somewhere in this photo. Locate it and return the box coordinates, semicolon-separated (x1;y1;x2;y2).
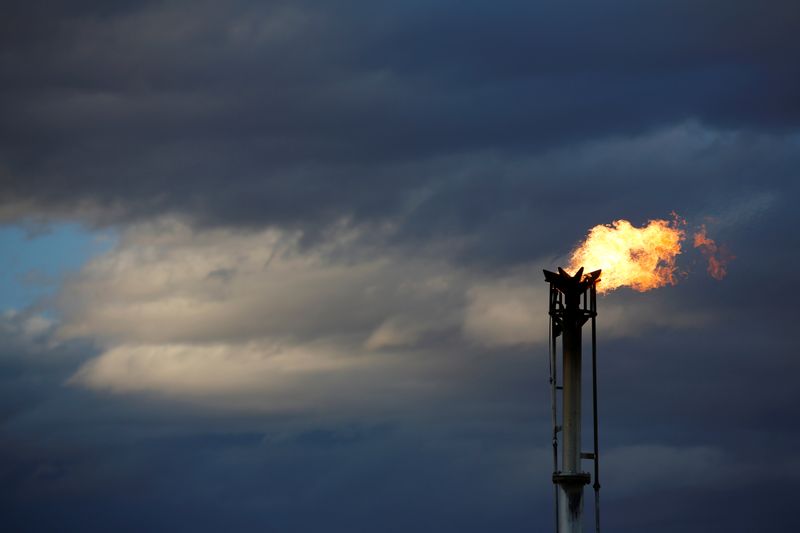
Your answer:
567;218;685;293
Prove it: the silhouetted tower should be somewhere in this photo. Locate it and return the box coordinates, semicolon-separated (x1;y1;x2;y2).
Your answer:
544;267;601;533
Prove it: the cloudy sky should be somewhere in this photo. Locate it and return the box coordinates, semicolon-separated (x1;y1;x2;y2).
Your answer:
1;1;799;531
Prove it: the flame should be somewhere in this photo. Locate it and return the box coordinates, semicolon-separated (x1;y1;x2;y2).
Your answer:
567;218;685;293
693;225;733;280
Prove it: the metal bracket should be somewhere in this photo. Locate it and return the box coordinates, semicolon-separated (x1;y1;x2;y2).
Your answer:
552;472;591;486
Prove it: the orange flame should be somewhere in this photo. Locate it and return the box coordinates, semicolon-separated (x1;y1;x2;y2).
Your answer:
567;218;685;293
693;225;734;280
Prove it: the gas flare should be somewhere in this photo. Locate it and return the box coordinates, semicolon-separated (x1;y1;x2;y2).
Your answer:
567;218;685;293
693;225;733;280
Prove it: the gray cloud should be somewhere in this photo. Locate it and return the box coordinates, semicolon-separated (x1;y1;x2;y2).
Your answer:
1;1;799;531
53;217;714;412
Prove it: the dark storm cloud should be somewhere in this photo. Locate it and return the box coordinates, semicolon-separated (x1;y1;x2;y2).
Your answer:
1;0;798;236
3;251;800;533
0;306;555;533
1;206;799;533
2;1;800;532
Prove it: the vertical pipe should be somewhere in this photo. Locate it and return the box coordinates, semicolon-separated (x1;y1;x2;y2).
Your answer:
561;313;581;473
550;311;560;532
591;309;601;533
557;309;583;533
550;294;559;474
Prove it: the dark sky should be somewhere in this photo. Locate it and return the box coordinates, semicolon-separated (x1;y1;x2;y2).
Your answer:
1;1;799;531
